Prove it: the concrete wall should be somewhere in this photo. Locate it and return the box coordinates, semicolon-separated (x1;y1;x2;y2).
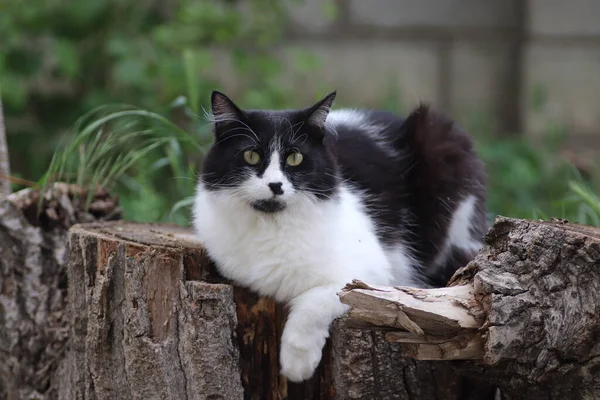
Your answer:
525;0;600;156
275;0;600;152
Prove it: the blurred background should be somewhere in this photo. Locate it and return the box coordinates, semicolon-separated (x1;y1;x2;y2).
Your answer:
1;0;599;225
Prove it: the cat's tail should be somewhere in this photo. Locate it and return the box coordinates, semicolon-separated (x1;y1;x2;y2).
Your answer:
394;104;489;287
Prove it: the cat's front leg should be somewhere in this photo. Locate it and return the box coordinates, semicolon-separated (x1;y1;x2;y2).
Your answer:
279;283;349;382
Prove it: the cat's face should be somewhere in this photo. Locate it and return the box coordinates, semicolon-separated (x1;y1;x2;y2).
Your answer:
200;91;339;213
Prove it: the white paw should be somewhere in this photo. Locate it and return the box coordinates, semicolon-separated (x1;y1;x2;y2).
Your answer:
279;328;327;382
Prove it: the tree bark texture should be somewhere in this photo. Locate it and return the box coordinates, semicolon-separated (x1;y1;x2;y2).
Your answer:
62;222;244;400
0;185;121;400
8;197;591;400
0;93;10;196
340;217;600;400
64;221;495;400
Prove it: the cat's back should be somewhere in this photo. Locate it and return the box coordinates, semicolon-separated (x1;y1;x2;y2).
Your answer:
326;108;407;160
326;105;488;288
324;108;411;193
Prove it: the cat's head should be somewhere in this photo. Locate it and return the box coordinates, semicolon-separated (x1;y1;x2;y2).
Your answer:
200;90;340;213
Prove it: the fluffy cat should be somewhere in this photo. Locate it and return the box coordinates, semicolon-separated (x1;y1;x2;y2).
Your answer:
192;90;488;382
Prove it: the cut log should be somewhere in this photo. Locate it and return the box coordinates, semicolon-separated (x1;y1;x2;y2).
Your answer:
62;223;243;400
0;184;121;400
63;221;497;400
339;217;600;400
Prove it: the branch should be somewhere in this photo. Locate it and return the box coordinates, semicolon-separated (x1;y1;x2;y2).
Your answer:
339;280;486;360
339;217;600;398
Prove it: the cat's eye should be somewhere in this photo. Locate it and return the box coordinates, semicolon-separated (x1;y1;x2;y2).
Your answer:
243;150;261;165
286;152;303;167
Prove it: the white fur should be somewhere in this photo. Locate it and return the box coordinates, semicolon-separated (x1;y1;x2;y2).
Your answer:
385;244;422;286
242;151;295;201
433;194;483;267
325;109;368;129
448;195;482;253
193;165;419;381
326;109;400;158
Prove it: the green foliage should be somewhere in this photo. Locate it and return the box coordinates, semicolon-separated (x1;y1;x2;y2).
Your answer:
4;0;600;227
3;0;322;223
565;181;600;226
474;132;598;224
42;88;600;227
0;0;314;181
39;102;203;221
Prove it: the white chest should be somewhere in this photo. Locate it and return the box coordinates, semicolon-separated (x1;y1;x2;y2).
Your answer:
192;186;400;302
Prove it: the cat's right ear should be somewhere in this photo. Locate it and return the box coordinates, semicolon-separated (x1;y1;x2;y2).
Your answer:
210;91;245;134
305;91;337;128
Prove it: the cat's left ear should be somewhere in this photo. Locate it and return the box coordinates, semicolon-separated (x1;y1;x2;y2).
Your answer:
211;90;245;124
305;91;337;128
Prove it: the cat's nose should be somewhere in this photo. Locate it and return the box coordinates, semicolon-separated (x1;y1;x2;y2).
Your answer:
268;182;284;196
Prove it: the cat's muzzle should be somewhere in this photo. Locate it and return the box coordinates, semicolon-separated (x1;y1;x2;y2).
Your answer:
252;199;287;213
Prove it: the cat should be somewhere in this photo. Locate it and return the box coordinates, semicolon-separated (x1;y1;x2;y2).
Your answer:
192;90;488;382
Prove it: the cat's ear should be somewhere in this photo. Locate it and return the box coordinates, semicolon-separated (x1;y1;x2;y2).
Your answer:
211;90;245;126
305;91;336;128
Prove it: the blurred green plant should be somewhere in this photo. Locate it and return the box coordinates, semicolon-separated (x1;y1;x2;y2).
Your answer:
3;0;322;223
0;0;316;181
4;0;600;227
474;133;595;223
41;79;600;227
468;94;600;226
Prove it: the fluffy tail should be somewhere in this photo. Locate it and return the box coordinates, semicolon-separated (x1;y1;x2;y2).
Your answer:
395;104;488;287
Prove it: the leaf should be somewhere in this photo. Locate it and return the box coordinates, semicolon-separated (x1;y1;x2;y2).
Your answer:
170;196;195;220
569;181;600;218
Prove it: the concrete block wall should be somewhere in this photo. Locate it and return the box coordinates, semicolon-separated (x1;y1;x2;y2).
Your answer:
282;0;523;134
274;0;600;152
524;0;600;156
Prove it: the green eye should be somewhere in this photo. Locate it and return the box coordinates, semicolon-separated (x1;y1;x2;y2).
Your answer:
286;152;303;166
243;150;261;165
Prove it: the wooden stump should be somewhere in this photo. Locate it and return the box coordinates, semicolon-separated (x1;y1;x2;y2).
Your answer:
340;217;600;400
63;221;495;400
6;186;597;399
0;185;120;400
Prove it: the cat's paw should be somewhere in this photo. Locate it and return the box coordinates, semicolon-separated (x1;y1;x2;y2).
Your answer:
279;328;327;382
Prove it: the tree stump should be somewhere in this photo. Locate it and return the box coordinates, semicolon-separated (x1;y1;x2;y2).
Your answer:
63;221;496;400
340;217;600;400
0;185;121;400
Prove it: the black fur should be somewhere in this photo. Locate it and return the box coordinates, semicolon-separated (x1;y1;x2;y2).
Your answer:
202;91;339;201
332;105;488;286
202;91;488;287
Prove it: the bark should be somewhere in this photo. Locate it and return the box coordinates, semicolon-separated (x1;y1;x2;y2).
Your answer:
340;217;600;400
0;93;10;196
329;318;495;400
64;221;496;400
14;203;588;399
0;184;121;400
62;222;244;400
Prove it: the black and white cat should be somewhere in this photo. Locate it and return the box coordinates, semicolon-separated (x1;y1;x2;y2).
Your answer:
192;90;488;382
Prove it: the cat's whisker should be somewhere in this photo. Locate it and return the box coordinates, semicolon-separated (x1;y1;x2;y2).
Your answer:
210;115;261;143
288;121;305;144
215;131;259;146
234;145;261;157
291;133;308;145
